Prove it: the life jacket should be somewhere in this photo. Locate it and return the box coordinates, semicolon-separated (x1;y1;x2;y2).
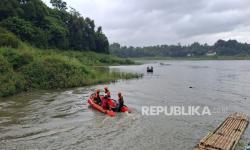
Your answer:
107;99;117;108
94;93;100;99
101;97;108;109
105;90;111;98
94;93;101;104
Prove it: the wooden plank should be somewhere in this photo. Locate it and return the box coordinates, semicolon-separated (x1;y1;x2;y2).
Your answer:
195;112;249;150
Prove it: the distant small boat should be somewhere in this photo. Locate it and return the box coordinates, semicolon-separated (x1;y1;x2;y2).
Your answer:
147;66;153;72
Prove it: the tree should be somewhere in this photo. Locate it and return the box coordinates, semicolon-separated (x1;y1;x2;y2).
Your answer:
43;16;69;49
50;0;67;11
95;27;109;53
0;0;23;21
20;0;48;24
85;17;96;51
1;17;48;48
110;43;121;50
0;0;110;53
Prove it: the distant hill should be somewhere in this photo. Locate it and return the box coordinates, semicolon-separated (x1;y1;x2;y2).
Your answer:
0;0;109;53
110;40;250;58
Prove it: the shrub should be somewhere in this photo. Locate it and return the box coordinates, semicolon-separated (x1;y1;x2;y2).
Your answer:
22;56;91;89
0;55;26;97
0;48;33;70
0;27;19;48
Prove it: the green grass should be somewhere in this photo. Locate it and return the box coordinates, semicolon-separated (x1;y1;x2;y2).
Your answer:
0;43;141;97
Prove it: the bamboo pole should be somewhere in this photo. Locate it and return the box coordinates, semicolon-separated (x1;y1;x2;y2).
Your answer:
195;113;249;150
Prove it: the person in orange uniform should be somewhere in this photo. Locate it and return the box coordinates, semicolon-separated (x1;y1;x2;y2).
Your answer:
94;89;101;105
103;87;113;110
101;87;110;109
107;99;117;111
104;87;111;98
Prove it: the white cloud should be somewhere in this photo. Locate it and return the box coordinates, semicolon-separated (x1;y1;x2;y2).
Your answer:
42;0;250;46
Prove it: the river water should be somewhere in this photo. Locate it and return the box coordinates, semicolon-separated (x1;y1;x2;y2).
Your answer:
0;60;250;150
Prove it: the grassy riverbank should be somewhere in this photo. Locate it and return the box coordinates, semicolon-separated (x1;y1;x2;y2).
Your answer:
0;44;141;97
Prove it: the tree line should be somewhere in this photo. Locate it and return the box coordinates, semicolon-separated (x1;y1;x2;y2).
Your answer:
110;40;250;57
0;0;109;53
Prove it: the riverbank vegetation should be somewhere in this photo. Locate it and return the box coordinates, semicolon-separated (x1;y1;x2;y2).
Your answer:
110;40;250;59
0;0;140;97
0;43;140;97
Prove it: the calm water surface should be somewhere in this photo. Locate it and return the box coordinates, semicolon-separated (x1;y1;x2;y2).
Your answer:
0;60;250;150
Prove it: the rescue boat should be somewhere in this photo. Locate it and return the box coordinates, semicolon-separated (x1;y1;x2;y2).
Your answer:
87;94;130;117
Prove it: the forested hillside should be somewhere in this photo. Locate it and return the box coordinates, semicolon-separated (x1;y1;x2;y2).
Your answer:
110;40;250;58
0;0;140;97
0;0;109;53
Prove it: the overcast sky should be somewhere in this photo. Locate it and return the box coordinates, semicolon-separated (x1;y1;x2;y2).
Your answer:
42;0;250;46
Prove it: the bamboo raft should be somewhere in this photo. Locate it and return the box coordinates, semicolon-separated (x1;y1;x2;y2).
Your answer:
195;112;249;150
